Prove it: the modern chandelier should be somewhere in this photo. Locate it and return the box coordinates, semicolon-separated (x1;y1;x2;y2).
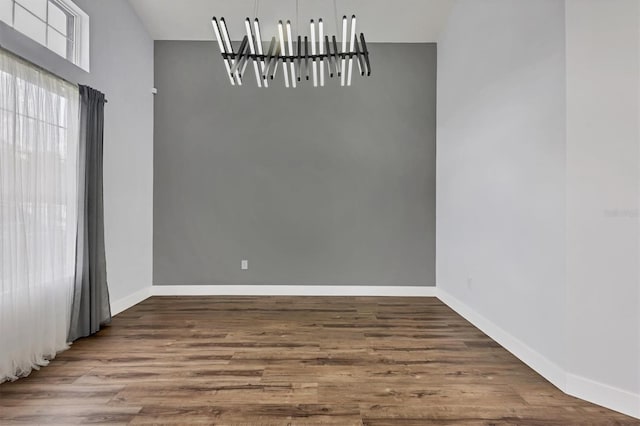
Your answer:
211;13;371;88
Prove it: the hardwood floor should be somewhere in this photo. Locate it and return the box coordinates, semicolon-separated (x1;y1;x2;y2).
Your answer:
0;296;637;425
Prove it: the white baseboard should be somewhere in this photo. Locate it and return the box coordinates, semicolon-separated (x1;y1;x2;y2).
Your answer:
110;285;436;315
152;285;437;297
436;288;566;390
110;286;152;316
437;288;640;420
566;373;640;419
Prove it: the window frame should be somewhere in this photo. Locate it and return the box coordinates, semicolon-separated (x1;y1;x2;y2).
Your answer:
2;0;90;72
44;0;76;61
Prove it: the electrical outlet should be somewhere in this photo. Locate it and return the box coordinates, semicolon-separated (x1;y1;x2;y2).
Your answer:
241;260;248;270
467;277;473;288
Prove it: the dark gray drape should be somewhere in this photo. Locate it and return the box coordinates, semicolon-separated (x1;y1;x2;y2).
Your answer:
68;85;111;342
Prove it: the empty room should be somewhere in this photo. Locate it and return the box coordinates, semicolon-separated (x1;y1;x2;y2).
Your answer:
0;0;639;424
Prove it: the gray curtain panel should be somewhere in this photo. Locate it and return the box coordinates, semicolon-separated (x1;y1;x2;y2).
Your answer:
68;85;111;342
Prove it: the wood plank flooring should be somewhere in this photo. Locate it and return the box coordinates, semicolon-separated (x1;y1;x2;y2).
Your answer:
0;296;637;425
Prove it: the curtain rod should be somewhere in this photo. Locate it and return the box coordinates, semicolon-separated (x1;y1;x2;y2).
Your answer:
0;44;108;103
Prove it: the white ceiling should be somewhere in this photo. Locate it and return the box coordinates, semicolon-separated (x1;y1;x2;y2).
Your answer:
128;0;456;42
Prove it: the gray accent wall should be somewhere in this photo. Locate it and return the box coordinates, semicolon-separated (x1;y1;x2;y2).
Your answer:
154;42;436;287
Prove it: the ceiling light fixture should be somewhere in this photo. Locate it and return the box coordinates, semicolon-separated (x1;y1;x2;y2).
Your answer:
211;11;371;88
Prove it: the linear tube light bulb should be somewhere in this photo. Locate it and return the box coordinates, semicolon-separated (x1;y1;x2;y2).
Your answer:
245;19;262;87
304;36;310;81
347;15;356;86
278;20;290;87
211;18;235;85
231;36;249;78
296;35;302;82
318;19;324;86
332;36;340;77
286;21;296;88
220;18;242;85
341;16;347;86
271;44;280;79
310;19;318;87
254;20;269;87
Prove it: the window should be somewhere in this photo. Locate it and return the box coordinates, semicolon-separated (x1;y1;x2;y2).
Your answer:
0;48;80;381
0;0;89;71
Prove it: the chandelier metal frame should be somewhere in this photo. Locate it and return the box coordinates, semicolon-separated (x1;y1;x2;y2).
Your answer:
211;15;371;88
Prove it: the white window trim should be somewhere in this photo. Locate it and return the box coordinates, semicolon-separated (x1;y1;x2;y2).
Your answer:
2;0;90;72
52;0;89;72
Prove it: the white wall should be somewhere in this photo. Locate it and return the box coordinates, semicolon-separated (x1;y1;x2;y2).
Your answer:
437;0;568;383
76;0;154;307
0;0;154;307
565;0;640;403
438;0;640;418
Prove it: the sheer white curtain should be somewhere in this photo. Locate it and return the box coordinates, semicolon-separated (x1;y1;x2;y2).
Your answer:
0;49;80;382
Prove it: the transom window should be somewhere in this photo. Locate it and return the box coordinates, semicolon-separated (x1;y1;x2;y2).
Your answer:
0;0;90;71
